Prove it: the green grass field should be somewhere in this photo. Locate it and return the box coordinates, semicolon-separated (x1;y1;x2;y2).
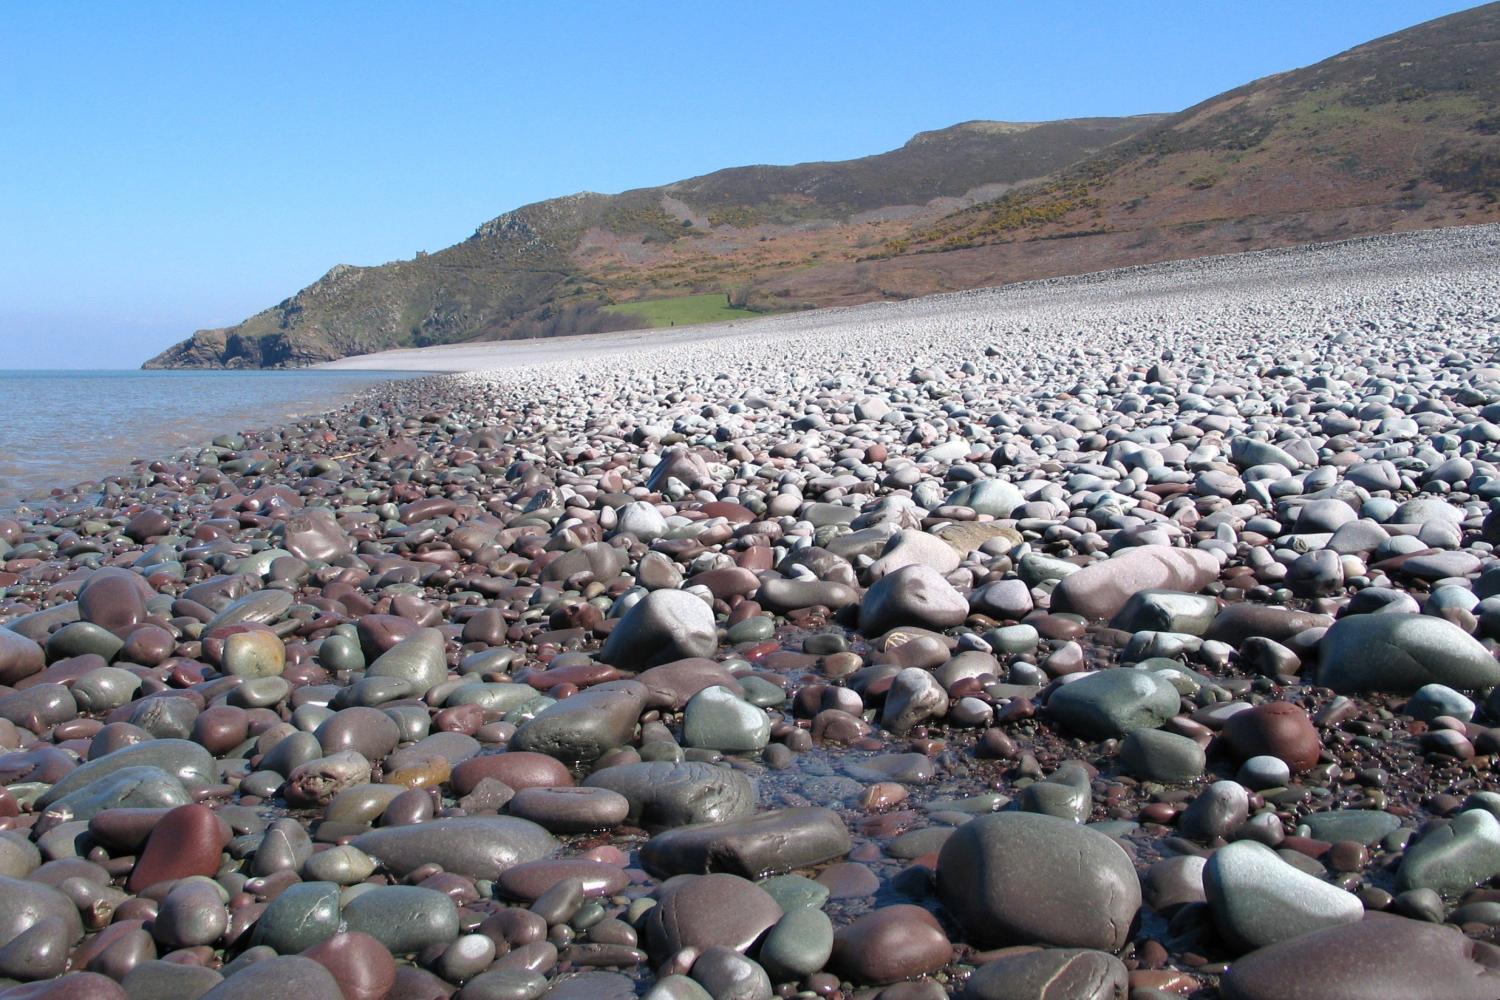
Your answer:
602;293;756;328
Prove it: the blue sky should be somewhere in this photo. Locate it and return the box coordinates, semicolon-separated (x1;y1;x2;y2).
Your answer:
0;1;1477;368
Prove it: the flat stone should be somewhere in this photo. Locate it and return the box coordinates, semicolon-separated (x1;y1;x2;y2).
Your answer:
639;807;851;879
583;761;756;830
198;956;344;1000
1220;912;1500;1000
351;816;558;880
962;948;1129;1000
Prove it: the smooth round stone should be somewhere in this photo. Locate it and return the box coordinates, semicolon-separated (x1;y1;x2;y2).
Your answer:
1219;912;1500;1000
301;932;397;1000
0;684;77;730
757;874;830;912
45;621;125;661
882;668;949;735
36;739;214;810
153;879;228;949
639;806;852;879
496;859;630;901
253;881;341;953
120;959;223;1000
641;975;713;1000
350;816;557;881
1046;669;1181;739
451;752;573;796
128;803;230;892
1300;810;1402;847
1178;780;1250;841
830;904;951;985
314;708;401;761
987;624;1038;654
0;916;71;980
0;629;45;686
1221;702;1322;773
1396;808;1500;896
510;680;649;767
636;660;747;711
599;589;718;669
1318;613;1500;694
231;676;292;709
39;766;189;831
727;617;775;644
365;629;449;696
1119;728;1206;783
936;812;1140;950
1017;761;1092;823
758;907;833;982
690;946;773;1000
456;967;549;1000
682;686;770;752
506;787;629;833
222;631;286;678
1050;546;1219;621
70;667;142;712
341;885;460;955
962;948;1129;1000
582;761;756;830
643;873;783;960
1405;683;1476;723
1238;755;1292;791
303;845;376;885
0;971;129;999
859;564;970;636
198;956;344;1000
1205;840;1363;951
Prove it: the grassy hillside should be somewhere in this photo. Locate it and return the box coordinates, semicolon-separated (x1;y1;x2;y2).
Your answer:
145;4;1500;368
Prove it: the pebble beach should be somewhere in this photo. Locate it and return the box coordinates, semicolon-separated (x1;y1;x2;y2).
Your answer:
3;223;1500;999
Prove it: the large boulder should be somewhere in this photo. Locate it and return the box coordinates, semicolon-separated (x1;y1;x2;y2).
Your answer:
1050;546;1219;621
936;812;1139;950
1318;614;1500;694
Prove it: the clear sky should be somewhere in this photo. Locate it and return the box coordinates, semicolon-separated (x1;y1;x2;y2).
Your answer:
0;1;1479;368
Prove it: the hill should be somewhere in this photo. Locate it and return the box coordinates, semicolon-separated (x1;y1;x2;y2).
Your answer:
145;4;1500;368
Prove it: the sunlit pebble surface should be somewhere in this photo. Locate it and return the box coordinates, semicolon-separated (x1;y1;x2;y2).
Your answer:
1;225;1500;999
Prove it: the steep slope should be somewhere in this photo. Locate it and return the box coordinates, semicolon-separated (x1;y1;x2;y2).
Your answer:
146;3;1500;369
145;118;1153;368
746;2;1500;307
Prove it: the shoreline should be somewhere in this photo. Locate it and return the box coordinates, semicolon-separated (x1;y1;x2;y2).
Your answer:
1;223;1499;997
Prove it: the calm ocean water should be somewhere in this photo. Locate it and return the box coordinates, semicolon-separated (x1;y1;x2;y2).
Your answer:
0;369;417;509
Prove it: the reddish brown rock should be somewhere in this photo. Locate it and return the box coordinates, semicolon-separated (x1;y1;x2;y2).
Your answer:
302;931;397;1000
1221;702;1322;774
830;904;952;985
450;752;573;795
127;804;231;892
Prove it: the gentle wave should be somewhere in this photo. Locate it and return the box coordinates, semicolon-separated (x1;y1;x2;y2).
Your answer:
0;369;415;509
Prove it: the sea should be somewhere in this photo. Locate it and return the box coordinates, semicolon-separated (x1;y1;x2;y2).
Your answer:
0;369;420;510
